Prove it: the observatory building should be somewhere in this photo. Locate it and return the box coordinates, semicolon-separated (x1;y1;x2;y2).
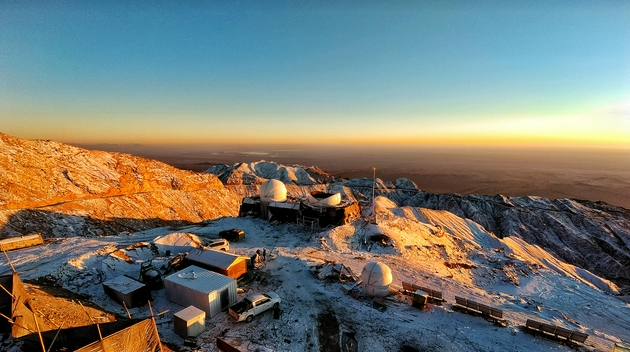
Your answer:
360;261;393;297
239;179;360;228
259;179;287;202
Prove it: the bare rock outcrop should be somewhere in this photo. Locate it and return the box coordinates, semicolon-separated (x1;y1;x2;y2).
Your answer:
0;133;240;237
403;192;630;294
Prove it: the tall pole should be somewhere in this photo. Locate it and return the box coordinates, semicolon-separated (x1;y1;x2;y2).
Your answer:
372;167;376;224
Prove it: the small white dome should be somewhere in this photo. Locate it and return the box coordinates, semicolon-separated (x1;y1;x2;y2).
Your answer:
259;179;287;202
308;193;341;207
360;262;393;297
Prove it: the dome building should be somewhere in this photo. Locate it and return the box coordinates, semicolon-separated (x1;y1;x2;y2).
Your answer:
259;179;287;203
238;179;360;227
257;179;297;222
307;191;341;207
360;261;393;297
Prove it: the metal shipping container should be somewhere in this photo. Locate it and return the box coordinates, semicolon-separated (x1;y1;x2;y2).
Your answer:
164;265;237;318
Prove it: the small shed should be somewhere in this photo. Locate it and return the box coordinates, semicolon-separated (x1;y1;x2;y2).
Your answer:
102;275;151;308
186;248;249;279
164;266;237;317
174;305;205;338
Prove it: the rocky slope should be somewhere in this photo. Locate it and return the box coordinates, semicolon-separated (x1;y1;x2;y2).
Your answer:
402;192;630;295
207;160;630;295
0;133;240;238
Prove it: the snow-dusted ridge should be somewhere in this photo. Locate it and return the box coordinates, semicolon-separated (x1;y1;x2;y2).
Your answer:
402;192;630;296
207;160;342;185
0;132;240;238
210;160;630;296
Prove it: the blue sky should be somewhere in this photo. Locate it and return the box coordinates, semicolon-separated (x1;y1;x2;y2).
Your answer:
1;1;629;146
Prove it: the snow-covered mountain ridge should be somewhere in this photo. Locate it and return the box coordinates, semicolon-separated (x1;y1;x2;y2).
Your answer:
0;133;240;238
207;160;343;185
208;160;630;296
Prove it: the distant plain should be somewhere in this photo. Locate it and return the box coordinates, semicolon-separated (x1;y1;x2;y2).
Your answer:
82;144;630;210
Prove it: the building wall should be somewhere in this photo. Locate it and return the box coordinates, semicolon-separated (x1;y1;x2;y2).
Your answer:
164;278;237;317
206;282;238;317
226;259;248;279
164;280;208;315
102;284;150;308
186;260;228;277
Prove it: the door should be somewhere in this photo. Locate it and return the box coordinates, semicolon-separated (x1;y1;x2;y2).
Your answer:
255;297;270;315
220;289;230;310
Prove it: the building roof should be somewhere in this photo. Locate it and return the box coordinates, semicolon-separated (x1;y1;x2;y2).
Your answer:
242;197;257;204
174;305;205;320
164;265;235;294
187;248;248;270
269;201;300;210
102;275;146;295
0;234;42;245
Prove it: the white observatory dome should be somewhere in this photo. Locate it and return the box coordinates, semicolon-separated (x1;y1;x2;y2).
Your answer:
308;192;342;207
259;179;287;202
360;261;393;297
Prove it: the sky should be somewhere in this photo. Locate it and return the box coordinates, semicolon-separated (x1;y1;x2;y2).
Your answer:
1;1;629;147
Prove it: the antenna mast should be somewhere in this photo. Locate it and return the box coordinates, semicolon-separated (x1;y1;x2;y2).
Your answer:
372;167;376;224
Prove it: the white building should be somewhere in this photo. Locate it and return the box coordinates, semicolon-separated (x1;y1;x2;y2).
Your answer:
173;305;206;338
360;261;393;297
164;265;237;317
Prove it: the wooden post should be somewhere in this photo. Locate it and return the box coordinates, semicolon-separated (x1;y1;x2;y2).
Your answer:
122;301;132;319
11;294;24;331
148;301;164;352
0;282;15;299
46;322;64;352
0;311;36;334
2;248;16;273
79;301;105;351
32;309;46;352
36;308;60;329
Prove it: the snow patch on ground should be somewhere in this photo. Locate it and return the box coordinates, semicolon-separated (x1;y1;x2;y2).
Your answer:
1;211;628;351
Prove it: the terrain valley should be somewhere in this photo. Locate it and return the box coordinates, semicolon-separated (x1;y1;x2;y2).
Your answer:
1;132;629;352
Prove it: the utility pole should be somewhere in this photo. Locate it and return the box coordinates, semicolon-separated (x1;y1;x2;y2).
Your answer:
372;167;376;224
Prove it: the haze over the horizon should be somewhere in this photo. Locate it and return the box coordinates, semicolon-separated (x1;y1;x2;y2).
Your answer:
1;1;629;147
